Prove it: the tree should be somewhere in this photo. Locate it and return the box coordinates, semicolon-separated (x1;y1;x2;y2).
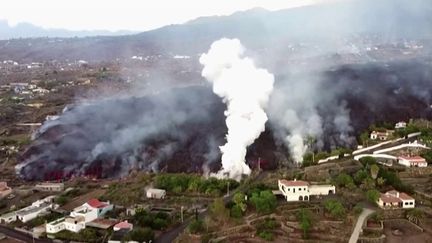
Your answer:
421;150;432;163
360;177;376;190
250;190;277;214
230;205;243;218
124;228;154;242
370;164;379;180
360;132;370;146
297;208;313;239
335;173;354;188
189;219;205;234
233;192;247;212
406;209;424;225
324;199;346;219
377;177;386;187
365;189;380;204
209;198;229;221
359;156;377;167
354;170;369;185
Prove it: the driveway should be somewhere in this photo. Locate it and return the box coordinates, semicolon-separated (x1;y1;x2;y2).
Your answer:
349;208;375;243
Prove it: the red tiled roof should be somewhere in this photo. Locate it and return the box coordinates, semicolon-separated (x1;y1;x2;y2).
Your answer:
399;192;414;201
380;193;401;203
279;179;309;187
114;221;133;230
398;156;426;162
380;190;414;203
87;198;108;208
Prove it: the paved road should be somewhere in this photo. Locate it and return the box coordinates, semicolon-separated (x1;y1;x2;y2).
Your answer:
348;208;375;243
0;225;52;243
155;171;268;243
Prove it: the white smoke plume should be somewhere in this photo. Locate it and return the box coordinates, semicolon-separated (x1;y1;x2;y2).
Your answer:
200;38;274;180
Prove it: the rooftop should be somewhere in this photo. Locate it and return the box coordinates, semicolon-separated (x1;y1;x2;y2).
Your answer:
279;179;309;187
86;198;108;209
398;156;426;162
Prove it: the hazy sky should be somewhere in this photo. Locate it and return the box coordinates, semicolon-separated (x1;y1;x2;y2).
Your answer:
0;0;333;31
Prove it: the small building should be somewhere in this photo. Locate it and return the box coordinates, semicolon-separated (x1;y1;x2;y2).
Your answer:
398;156;428;167
378;190;415;209
35;182;65;192
113;220;133;231
1;196;55;223
0;182;12;199
46;198;113;234
146;188;166;199
370;131;390;140
395;121;407;129
278;179;335;202
0;212;18;224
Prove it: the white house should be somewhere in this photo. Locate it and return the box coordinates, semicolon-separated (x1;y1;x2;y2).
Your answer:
146;188;166;199
16;202;52;223
395;122;407;129
1;196;55;223
278;179;336;202
370;131;390;140
0;212;18;224
398;156;428;167
378;190;415;209
34;182;64;192
46;198;112;234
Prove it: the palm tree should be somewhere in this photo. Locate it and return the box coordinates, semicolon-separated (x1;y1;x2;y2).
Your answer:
406;209;424;225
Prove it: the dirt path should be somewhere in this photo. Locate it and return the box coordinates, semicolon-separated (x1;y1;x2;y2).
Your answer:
349;208;375;243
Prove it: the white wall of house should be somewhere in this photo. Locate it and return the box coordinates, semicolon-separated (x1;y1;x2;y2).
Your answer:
401;199;415;208
71;207;98;223
309;185;336;196
278;182;310;202
46;218;66;234
0;213;17;224
64;220;85;233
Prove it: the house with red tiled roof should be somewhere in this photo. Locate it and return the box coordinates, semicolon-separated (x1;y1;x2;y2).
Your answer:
47;198;113;234
278;179;335;202
398;156;428;167
113;220;133;231
378;190;415;209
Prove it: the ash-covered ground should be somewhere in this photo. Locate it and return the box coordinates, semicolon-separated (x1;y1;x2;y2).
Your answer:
16;60;432;181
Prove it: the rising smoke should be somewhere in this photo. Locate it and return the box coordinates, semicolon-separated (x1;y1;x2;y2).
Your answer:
200;38;274;180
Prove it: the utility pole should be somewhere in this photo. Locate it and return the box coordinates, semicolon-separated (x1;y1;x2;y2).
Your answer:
258;157;261;171
181;206;184;223
226;181;230;196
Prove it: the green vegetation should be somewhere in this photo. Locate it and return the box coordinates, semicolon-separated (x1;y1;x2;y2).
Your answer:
123;227;154;242
406;208;424;225
53;228;100;242
297;208;313;239
103;174;152;205
232;192;247;212
209;198;229;222
378;169;413;194
155;174;239;196
365;189;380;204
334;173;355;188
250;190;277;214
133;209;171;230
26;212;63;228
188;219;206;234
323;199;346;219
256;218;280;241
421;150;432;163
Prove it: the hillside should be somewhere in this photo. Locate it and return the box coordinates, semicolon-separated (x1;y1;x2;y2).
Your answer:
0;0;431;62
